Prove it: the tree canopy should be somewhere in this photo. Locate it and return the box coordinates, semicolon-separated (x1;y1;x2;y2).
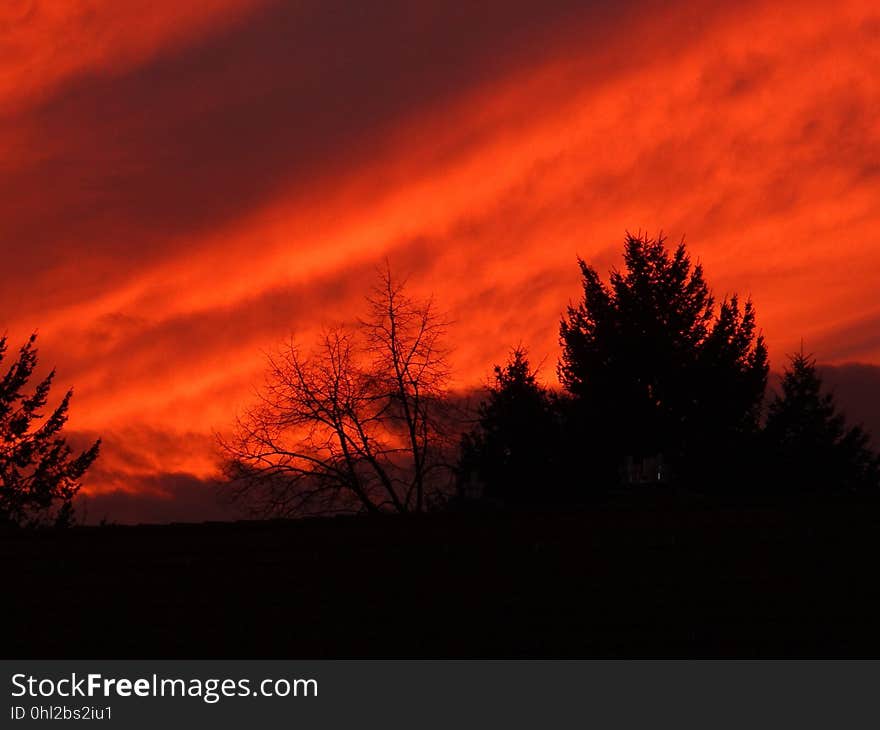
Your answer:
221;267;455;517
222;235;878;513
559;233;768;486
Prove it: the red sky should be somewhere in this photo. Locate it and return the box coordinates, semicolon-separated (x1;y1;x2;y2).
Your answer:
2;0;879;521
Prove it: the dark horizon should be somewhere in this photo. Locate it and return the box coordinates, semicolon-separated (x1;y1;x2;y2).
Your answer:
64;362;879;525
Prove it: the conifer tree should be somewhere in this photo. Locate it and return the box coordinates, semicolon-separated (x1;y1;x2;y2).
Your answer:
460;348;562;503
0;334;100;526
764;351;880;493
559;233;768;486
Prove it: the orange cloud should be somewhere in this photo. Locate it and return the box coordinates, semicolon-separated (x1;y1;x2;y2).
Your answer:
0;0;262;109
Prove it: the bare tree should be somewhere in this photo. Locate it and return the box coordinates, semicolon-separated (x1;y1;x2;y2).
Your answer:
220;266;454;517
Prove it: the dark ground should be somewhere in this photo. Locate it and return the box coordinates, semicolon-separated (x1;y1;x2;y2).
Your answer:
5;493;880;657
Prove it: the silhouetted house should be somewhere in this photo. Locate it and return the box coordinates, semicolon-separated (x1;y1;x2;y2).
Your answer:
459;471;485;501
623;453;669;485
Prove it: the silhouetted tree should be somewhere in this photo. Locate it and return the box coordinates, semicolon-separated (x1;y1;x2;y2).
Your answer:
459;348;562;504
220;267;455;517
0;334;100;527
559;233;768;487
763;350;880;493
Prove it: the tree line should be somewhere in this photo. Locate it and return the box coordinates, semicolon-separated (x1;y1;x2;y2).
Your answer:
462;234;879;503
221;233;880;515
1;233;877;525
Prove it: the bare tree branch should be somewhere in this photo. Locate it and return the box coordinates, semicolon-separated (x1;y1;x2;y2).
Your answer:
219;266;456;517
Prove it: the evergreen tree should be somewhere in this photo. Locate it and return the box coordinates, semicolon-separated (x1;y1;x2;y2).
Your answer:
559;233;768;487
691;295;769;483
460;348;562;503
763;351;880;493
0;334;100;527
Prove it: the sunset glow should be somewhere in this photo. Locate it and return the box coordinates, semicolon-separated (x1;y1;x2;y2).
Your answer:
3;0;879;520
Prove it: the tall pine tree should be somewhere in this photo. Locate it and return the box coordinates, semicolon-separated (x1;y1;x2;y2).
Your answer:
559;233;768;488
0;334;100;526
459;348;562;503
763;351;879;493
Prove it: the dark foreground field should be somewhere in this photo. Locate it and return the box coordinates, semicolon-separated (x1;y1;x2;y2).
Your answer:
5;494;880;657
